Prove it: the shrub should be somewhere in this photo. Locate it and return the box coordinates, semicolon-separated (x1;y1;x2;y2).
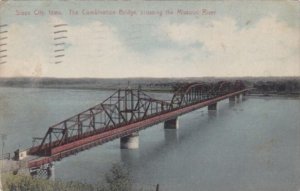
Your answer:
1;163;133;191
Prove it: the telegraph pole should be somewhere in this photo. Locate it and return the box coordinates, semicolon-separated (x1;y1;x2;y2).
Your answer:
0;134;7;191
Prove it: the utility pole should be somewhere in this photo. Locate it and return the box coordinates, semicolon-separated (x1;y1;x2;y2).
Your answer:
1;134;7;168
0;133;7;191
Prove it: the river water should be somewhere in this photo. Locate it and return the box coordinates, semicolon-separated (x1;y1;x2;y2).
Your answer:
0;87;299;191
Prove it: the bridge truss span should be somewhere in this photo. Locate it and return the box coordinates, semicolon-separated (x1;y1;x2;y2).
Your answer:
171;80;245;108
26;80;250;169
28;89;171;156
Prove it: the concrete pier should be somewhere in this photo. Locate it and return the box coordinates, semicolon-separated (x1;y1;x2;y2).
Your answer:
164;118;179;129
120;132;139;149
48;165;55;181
208;103;217;110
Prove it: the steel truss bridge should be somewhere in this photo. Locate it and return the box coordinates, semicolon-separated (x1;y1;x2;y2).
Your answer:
23;80;250;172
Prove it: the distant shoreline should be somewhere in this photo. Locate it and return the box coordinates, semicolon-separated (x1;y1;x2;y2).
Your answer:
1;85;299;98
0;76;299;95
0;84;174;93
247;93;300;98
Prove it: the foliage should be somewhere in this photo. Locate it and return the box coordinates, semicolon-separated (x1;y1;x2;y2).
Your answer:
2;174;94;191
1;163;134;191
253;80;300;93
100;163;132;191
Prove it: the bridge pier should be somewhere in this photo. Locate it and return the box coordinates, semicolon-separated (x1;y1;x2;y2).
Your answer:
208;103;217;110
164;118;179;129
46;164;55;181
120;132;139;149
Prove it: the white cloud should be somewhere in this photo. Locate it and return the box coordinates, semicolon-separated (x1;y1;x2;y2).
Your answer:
0;15;299;78
62;21;143;78
160;16;300;76
0;17;144;78
0;22;51;77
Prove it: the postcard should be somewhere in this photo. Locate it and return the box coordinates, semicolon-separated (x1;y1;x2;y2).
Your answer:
0;1;299;191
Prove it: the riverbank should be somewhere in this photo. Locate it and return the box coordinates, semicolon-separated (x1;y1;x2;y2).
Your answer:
1;76;299;94
1;174;95;191
0;163;155;191
248;92;300;98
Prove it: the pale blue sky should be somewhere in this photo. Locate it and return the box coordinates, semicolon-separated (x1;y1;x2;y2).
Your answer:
0;0;299;78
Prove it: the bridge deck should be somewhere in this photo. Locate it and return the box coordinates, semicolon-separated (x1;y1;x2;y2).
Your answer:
27;89;250;168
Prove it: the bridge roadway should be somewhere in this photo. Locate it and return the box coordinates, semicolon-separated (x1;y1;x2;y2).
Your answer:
26;88;250;169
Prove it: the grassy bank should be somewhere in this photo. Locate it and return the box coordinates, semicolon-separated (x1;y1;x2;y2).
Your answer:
0;164;145;191
2;174;94;191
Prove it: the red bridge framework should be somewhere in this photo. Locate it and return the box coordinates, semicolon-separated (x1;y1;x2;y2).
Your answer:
22;80;251;171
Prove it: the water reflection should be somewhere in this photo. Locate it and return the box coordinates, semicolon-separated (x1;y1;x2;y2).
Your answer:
236;95;241;103
164;129;179;144
208;110;217;118
229;100;235;107
120;149;140;164
200;110;205;116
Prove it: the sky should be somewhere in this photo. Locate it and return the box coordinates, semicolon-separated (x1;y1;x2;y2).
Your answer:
0;0;299;78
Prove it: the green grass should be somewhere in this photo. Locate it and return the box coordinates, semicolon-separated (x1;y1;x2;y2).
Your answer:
2;174;95;191
1;163;137;191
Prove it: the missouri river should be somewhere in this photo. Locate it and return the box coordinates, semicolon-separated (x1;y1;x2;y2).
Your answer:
0;87;299;191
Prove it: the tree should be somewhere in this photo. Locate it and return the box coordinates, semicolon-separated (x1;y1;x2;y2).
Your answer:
100;163;132;191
